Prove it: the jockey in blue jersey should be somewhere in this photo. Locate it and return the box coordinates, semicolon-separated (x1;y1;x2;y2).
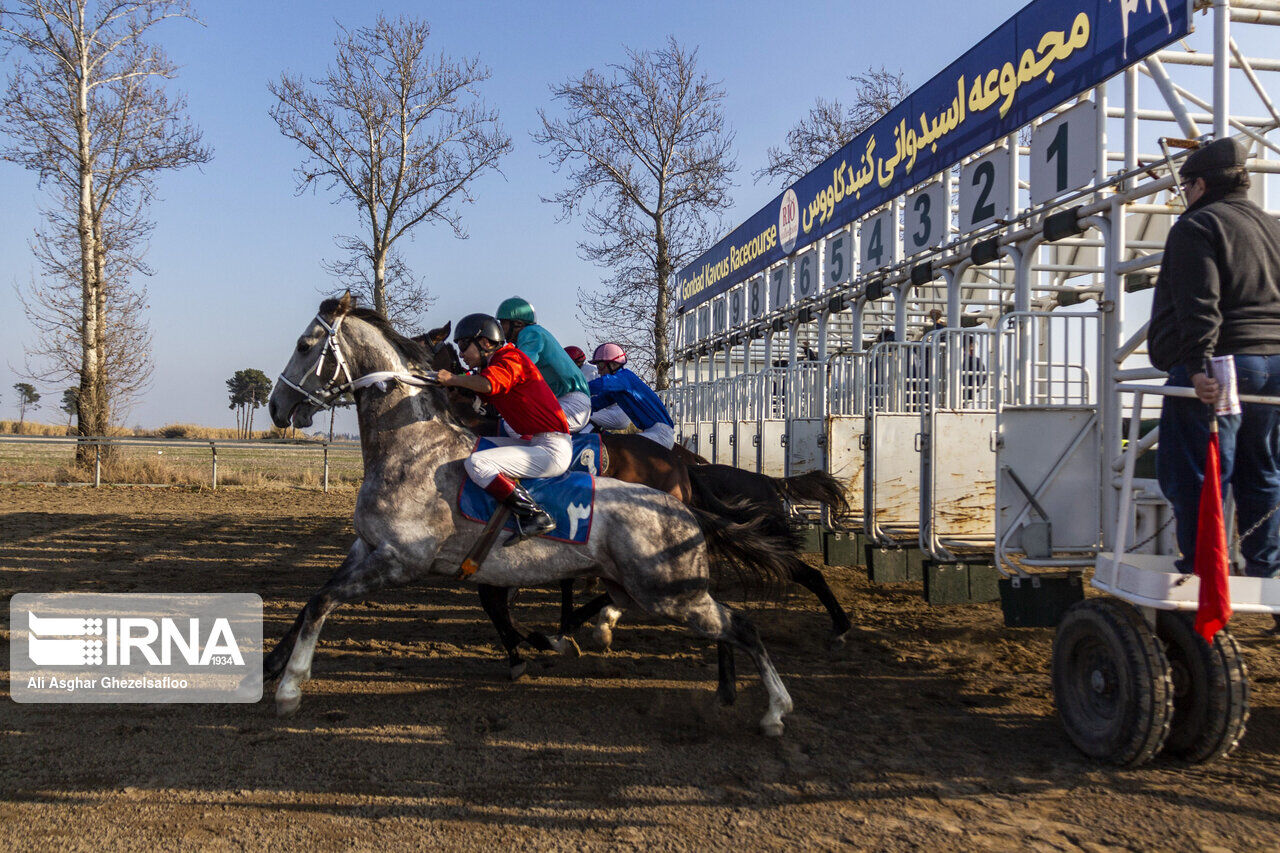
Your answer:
496;297;591;433
587;342;675;449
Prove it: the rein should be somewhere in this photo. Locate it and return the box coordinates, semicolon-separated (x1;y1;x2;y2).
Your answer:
278;312;439;411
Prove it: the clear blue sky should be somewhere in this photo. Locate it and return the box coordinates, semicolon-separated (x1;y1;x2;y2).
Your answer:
1;0;1071;433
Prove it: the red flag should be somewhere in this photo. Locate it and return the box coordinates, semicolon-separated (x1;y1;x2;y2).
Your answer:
1194;425;1232;644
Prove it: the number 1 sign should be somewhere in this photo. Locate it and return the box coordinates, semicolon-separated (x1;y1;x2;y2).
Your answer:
1030;101;1098;206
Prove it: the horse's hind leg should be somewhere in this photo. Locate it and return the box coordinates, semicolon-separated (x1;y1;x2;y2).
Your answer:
554;579;613;653
789;561;853;645
716;641;737;706
646;590;792;736
274;542;416;716
548;579;583;658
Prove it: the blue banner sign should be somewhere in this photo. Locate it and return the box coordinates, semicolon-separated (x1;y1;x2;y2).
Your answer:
676;0;1192;313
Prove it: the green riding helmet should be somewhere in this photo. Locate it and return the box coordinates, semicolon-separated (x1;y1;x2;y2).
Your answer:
496;297;536;325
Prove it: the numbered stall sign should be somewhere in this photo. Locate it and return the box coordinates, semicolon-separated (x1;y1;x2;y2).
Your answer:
769;261;791;311
747;274;766;319
793;248;818;301
824;227;851;289
958;146;1011;233
697;304;711;342
858;207;894;275
904;180;947;256
1030;101;1098;206
712;295;727;334
683;311;697;348
728;285;744;327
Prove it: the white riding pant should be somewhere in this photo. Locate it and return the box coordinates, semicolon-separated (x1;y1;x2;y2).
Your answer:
502;392;591;437
639;422;675;449
464;432;572;489
590;404;632;431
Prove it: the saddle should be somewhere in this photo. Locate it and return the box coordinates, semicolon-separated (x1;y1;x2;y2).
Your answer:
457;434;603;545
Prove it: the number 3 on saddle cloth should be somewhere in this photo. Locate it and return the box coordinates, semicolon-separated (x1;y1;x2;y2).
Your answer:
457;433;604;544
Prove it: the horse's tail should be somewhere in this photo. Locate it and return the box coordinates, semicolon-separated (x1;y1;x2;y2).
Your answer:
687;503;799;600
772;470;850;520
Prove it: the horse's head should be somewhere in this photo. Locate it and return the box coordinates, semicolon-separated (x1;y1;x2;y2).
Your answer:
269;291;439;430
411;321;461;372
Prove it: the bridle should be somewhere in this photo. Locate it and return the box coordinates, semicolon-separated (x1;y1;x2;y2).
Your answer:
277;312;437;412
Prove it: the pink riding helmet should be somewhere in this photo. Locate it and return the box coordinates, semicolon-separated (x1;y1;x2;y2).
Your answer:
591;342;627;366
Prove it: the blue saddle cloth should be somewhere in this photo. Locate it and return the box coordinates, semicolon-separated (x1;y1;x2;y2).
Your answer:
457;434;601;544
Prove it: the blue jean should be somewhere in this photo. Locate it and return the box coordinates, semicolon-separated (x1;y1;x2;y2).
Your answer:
1156;355;1280;578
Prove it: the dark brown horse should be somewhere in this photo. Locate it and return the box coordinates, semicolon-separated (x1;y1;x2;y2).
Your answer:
421;325;853;676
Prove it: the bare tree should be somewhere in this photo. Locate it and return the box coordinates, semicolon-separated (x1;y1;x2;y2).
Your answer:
0;0;210;452
754;67;910;186
16;195;155;424
269;14;511;331
534;37;734;389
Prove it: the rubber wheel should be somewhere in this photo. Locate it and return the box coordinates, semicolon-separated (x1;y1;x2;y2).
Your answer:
1052;598;1173;767
1156;610;1249;763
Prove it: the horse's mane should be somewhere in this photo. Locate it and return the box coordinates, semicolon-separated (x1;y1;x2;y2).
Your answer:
320;298;470;434
320;299;433;370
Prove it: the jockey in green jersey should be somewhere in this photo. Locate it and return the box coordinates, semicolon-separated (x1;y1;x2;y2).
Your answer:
495;297;591;433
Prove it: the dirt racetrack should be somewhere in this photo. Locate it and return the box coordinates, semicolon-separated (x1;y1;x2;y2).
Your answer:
2;485;1280;851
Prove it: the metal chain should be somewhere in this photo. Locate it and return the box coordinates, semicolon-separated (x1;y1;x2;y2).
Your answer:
1238;499;1280;542
1129;513;1175;552
1130;498;1280;554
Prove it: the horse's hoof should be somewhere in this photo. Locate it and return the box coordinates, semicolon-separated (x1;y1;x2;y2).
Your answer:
509;661;527;681
760;719;785;737
827;630;850;651
551;635;581;658
717;687;737;707
590;626;614;653
275;692;301;717
524;632;555;652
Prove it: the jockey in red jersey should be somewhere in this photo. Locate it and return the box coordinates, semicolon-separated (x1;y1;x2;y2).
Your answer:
436;313;570;544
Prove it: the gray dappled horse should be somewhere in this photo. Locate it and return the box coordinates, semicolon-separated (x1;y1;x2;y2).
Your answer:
261;294;795;735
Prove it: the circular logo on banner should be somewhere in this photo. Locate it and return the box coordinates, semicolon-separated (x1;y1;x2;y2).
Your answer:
778;189;799;255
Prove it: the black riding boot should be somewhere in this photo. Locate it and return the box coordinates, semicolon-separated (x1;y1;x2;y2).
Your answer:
502;483;556;546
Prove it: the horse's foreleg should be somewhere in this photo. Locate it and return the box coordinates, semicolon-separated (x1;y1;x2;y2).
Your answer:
789;561;853;644
274;542;415;716
260;540;367;687
478;584;537;680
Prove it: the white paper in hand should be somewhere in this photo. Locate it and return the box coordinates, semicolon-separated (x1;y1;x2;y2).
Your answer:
1210;355;1242;416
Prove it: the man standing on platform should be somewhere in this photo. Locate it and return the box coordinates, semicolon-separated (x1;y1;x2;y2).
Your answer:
1148;137;1280;581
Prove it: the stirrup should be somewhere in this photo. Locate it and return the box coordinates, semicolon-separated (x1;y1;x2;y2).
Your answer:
503;511;556;546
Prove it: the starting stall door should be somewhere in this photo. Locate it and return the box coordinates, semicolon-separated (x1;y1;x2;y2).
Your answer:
786;362;825;476
826;354;867;525
757;370;787;477
921;328;999;559
995;313;1103;569
713;420;734;465
865;343;926;543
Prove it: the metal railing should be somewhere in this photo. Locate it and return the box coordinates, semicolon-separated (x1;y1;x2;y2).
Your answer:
0;434;362;492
